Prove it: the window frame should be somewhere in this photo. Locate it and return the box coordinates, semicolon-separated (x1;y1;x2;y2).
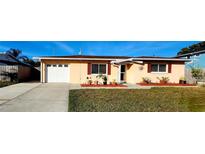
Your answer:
151;64;167;73
91;63;107;75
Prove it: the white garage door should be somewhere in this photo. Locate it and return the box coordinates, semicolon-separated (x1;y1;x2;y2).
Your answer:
46;64;69;83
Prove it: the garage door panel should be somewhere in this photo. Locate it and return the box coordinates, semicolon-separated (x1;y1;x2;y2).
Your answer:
46;64;69;83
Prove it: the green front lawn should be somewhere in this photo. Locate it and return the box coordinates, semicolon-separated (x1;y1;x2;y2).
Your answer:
69;87;205;112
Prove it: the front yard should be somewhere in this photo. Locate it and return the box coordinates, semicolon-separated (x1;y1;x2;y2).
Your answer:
69;87;205;112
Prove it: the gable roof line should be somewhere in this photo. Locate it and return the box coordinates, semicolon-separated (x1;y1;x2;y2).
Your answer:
35;56;190;62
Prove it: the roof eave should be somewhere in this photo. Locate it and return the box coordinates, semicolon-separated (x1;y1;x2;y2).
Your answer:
35;57;191;63
176;50;205;58
36;57;123;61
132;58;190;62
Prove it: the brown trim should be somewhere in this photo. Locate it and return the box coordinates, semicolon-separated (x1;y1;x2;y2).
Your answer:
148;63;151;73
168;63;172;73
108;63;111;75
144;61;184;64
87;63;91;75
39;55;132;59
41;59;110;64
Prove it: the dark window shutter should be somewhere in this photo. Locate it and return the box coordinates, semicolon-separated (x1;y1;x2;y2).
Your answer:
168;63;172;73
108;63;111;75
148;63;151;73
88;63;91;75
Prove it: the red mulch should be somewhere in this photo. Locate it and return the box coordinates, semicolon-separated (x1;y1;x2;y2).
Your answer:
137;83;196;86
81;84;127;87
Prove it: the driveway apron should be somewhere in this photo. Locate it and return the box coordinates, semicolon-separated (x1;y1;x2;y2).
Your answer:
0;83;69;112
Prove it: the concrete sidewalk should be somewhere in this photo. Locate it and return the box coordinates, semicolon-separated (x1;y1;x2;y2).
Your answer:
0;83;41;105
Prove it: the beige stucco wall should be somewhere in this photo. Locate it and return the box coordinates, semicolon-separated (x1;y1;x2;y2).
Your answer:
126;63;185;84
41;60;119;83
41;59;185;84
69;63;87;83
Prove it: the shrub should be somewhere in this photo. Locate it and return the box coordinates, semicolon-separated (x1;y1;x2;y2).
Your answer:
142;77;151;84
0;81;16;88
97;74;108;85
191;68;203;80
157;77;169;84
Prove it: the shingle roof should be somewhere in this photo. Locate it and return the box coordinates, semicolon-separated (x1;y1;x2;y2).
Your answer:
0;53;32;67
39;55;181;59
40;55;133;59
0;53;19;64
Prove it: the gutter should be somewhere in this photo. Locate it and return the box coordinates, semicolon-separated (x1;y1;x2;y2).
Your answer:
132;58;190;62
34;57;123;61
34;56;191;64
111;57;190;64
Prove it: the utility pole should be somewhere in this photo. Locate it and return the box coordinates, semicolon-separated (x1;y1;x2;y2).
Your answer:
79;48;82;55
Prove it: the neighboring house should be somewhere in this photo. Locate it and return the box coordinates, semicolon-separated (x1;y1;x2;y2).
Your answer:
0;53;39;82
38;55;189;84
176;50;205;69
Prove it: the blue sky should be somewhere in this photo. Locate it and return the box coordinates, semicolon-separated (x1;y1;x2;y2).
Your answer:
0;41;200;58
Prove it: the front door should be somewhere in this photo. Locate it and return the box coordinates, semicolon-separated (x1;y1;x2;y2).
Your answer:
120;65;126;82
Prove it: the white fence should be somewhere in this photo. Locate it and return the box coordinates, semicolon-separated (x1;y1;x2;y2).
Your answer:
0;65;18;81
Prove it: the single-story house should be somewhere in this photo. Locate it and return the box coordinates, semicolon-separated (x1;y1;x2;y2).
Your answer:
0;53;39;82
39;55;189;84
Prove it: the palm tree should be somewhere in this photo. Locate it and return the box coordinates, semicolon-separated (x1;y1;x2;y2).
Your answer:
6;48;22;58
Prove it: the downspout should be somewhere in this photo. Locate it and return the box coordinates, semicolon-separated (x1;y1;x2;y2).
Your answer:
40;60;43;83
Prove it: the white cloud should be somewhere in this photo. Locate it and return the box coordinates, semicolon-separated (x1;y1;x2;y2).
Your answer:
53;42;75;54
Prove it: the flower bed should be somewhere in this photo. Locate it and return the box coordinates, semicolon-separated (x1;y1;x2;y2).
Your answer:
81;84;127;87
137;83;196;86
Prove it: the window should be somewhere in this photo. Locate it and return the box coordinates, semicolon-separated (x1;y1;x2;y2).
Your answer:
58;64;62;67
159;64;166;72
64;65;68;67
53;64;57;67
47;64;51;67
151;64;158;72
151;64;167;72
99;64;106;74
91;64;107;74
92;64;98;74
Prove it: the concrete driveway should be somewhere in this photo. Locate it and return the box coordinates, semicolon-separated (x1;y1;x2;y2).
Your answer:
0;83;70;112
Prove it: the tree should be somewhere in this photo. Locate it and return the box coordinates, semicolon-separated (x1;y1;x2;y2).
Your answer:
191;68;204;83
6;48;22;58
177;47;190;55
6;48;29;62
177;41;205;55
5;48;38;67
